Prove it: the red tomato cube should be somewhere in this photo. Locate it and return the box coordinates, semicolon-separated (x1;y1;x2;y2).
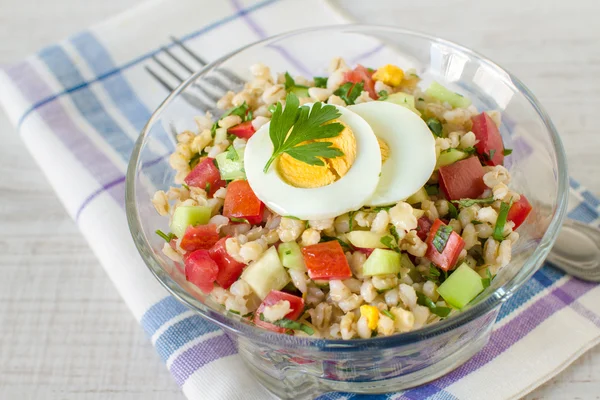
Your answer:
301;241;352;280
438;156;486;200
180;224;220;252
416;216;433;241
507;195;533;229
425;219;465;271
228;121;256;139
185;249;219;293
342;65;378;99
471;112;505;166
253;290;305;333
223;180;264;225
184;157;226;196
209;237;246;289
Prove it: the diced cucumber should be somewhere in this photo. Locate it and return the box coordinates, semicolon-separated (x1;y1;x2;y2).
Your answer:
406;187;429;205
214;127;228;144
346;231;388;249
436;149;469;169
215;147;246;180
362;249;401;276
385;92;421;115
290;86;309;97
425;81;472;108
400;253;415;270
241;247;290;299
170;206;212;237
277;242;306;271
436;263;484;309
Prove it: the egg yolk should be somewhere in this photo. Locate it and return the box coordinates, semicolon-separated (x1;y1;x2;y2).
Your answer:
277;120;357;188
378;137;390;163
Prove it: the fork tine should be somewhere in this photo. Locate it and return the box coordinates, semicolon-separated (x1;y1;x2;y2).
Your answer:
170;36;245;86
153;54;221;102
163;47;195;74
163;47;230;92
145;65;175;92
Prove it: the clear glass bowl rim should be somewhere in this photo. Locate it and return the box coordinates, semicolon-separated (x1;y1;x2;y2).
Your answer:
126;24;569;350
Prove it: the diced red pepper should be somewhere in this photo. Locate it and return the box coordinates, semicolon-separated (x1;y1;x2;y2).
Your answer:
184;157;226;196
471;112;505;166
438;156;486;200
253;290;305;333
507;195;533;229
185;249;219;293
425;219;465;271
223;180;264;225
180;224;220;252
416;216;433;241
228;121;256;139
301;241;352;280
342;65;378;99
209;237;246;289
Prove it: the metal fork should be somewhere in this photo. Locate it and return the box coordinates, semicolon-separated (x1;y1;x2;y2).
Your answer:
145;36;245;110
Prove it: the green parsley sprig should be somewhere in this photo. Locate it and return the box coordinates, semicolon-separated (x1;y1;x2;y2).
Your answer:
263;93;345;173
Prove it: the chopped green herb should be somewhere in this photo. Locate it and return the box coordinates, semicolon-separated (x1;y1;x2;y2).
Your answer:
410;73;420;78
320;236;354;252
462;146;477;155
471;220;483;225
156;229;176;243
182;183;190;191
380;235;401;252
210;121;219;137
418;97;425;101
263;93;345;172
267;104;277;114
205;182;211;193
230;217;250;224
259;314;314;335
348;210;358;231
367;67;376;73
367;205;394;212
223;102;249;119
389;226;401;243
382;310;395;320
503;148;513;156
488;149;496;160
285;215;301;220
284;72;310;96
493;200;513;241
377;90;389;100
225;145;239;161
428;263;441;279
417;292;452;317
285;250;292;256
455;197;495;208
189;153;201;169
432;224;453;253
447;201;458;219
227;133;237;142
425;185;439;196
245;110;253;122
481;268;494;288
426;118;443;137
334;81;364;105
313;76;328;88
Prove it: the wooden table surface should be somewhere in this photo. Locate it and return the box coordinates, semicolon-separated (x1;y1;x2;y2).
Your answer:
0;0;599;399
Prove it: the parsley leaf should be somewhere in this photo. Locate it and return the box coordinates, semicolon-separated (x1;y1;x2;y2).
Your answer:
320;236;354;252
348;210;358;231
462;146;477;155
156;230;176;242
426;118;443;137
425;185;439;196
455;197;495;208
488;149;496;160
205;182;211;193
417;292;452;317
263;93;345;172
432;224;453;253
481;268;494;288
334;82;364;105
447;201;458;219
230;217;250;224
380;235;401;252
284;72;309;97
377;90;389;100
381;310;395;320
245;110;253;122
226;145;239;161
389;226;401;242
189;153;201;169
503;148;513;156
471;220;483;225
314;76;328;88
493;200;513;241
224;102;249;119
181;183;190;191
259;314;314;335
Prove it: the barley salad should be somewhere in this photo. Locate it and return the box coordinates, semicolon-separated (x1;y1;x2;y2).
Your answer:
151;58;533;340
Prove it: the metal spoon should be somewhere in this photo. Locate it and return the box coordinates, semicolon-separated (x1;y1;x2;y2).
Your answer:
546;218;600;282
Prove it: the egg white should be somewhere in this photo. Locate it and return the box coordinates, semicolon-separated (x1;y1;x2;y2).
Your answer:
349;102;436;206
244;104;382;220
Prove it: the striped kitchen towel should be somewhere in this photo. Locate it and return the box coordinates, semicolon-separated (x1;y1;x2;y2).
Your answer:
1;0;599;399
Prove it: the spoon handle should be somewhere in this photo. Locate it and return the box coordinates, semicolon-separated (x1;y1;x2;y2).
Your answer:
546;218;600;282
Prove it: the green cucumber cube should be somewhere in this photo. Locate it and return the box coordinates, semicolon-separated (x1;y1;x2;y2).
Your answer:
170;206;212;237
406;187;429;205
241;247;290;299
277;242;306;271
437;263;484;309
346;231;388;249
215;147;246;180
385;92;421;115
425;81;472;108
436;149;468;169
291;86;309;97
362;249;401;276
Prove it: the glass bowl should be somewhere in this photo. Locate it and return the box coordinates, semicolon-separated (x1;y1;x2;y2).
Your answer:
126;25;568;398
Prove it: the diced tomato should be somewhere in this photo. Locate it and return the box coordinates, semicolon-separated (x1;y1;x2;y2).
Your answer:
180;224;220;252
228;121;256;139
507;195;533;229
355;247;374;257
425;219;465;271
471;112;505;166
184;157;226;196
416;216;433;241
209;237;246;289
301;241;352;280
253;290;305;333
438;156;486;200
185;249;219;293
223;180;264;225
342;65;378;99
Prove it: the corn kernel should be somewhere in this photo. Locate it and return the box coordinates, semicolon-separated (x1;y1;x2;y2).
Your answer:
372;64;405;87
360;305;380;330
